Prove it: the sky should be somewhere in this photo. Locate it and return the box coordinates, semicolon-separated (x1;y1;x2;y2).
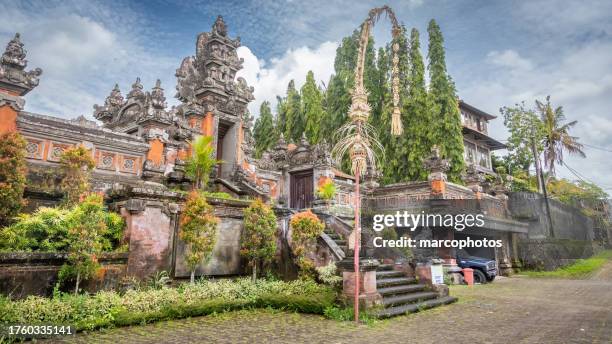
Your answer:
1;0;612;189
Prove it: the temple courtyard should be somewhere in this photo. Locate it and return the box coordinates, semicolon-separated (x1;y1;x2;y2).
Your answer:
43;262;612;344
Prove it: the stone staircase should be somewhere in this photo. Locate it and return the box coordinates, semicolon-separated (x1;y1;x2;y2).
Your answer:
374;264;457;319
324;226;347;250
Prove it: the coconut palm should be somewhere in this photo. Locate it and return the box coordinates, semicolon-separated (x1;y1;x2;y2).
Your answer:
536;96;586;177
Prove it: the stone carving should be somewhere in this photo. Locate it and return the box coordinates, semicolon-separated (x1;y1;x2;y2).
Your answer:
94;78;173;130
0;33;42;96
175;56;200;103
127;77;145;101
94;84;125;124
1;33;27;68
462;164;485;192
424;145;450;182
212;15;228;37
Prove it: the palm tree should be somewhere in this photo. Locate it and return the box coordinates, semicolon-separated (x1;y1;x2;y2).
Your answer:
185;136;219;189
536;96;586;177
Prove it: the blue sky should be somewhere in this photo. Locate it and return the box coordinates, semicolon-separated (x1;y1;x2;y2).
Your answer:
1;0;612;188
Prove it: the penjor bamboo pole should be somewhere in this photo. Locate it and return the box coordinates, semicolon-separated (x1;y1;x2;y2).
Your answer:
354;169;360;323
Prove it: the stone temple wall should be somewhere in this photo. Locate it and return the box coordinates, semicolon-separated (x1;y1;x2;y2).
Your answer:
508;192;595;269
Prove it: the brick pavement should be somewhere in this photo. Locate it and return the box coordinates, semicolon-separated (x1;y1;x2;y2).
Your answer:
45;262;612;344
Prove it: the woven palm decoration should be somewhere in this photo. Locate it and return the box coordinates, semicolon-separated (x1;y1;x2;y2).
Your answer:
332;6;403;176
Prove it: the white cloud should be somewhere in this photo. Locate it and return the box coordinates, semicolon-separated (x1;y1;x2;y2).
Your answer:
236;41;338;116
0;2;177;118
486;50;533;71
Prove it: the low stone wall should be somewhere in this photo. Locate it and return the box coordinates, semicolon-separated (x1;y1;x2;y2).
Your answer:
517;238;594;270
0;252;128;299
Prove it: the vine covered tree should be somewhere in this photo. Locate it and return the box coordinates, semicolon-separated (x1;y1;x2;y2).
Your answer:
59;146;95;206
427;19;465;182
301;71;325;144
241;199;277;281
180;191;219;283
253;101;277;157
536;96;586;176
185;136;218;189
401;28;433;181
0;132;27;227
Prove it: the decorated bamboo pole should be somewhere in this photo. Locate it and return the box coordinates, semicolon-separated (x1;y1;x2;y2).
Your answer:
332;6;403;324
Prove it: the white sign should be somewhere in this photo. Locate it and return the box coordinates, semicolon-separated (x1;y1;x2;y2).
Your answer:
431;264;444;285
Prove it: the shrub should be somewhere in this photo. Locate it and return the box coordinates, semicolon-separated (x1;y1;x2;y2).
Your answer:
185;136;218;189
316;177;336;202
0;278;335;334
0;201;124;253
180;191;219;283
290;210;325;279
315;262;342;287
62;194;110;294
241;199;278;281
59;146;95;206
0;132;27;228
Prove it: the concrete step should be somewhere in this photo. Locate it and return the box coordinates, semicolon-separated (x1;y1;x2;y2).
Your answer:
376;270;405;278
375;296;458;319
376;277;417;288
335;240;347;247
377;264;395;271
378;284;427;296
326;233;341;240
382;291;438;307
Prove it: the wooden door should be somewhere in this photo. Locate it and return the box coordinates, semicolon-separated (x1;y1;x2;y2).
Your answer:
290;170;313;209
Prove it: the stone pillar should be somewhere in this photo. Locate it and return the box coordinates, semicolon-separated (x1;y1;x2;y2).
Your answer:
462;164;484;198
424;145;450;198
109;185;182;280
0;33;42;134
338;258;382;309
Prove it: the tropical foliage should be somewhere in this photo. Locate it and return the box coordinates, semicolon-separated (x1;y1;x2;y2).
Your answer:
180;191;219;283
536;96;586;176
241;199;278;281
0;278;335;333
59;146;96;206
59;194;121;294
0;132;27;227
290;210;325;279
185;136;218;189
0;199;124;253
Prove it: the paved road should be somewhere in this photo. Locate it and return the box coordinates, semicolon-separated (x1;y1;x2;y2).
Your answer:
47;262;612;344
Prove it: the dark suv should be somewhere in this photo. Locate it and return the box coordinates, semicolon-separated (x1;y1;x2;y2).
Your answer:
456;249;497;284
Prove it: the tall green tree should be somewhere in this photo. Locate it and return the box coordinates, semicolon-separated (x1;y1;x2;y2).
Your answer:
253;101;277;157
427;19;465;182
283;80;304;142
301;71;325;144
536;96;586;176
241;199;277;281
400;28;432;181
500;101;544;173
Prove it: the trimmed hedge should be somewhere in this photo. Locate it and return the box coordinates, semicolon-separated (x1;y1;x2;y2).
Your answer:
0;278;335;332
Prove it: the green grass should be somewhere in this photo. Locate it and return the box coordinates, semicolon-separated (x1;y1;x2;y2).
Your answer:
523;250;612;279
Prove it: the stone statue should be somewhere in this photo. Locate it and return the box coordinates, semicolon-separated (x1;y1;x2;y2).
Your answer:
212;15;228;37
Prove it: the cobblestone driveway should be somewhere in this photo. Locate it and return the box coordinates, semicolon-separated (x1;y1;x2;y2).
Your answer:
46;263;612;344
